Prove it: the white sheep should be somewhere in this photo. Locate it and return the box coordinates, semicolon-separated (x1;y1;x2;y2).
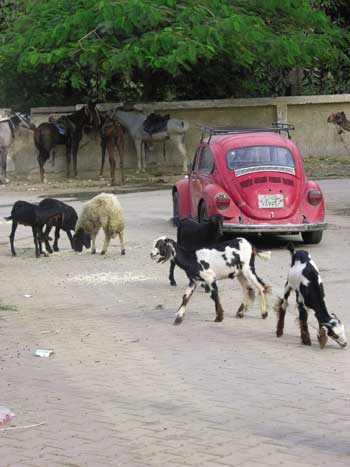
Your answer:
72;193;126;255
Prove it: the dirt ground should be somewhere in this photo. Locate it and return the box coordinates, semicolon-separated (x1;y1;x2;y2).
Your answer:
1;174;350;467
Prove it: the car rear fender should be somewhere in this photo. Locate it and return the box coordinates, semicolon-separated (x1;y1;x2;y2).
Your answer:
200;184;242;219
173;178;191;218
300;180;325;222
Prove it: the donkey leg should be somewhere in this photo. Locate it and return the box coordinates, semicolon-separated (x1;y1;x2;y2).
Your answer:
178;139;188;173
72;143;79;178
141;142;147;172
116;128;125;183
0;148;9;183
135;140;143;174
38;156;47;184
99;138;107;178
107;141;116;186
65;145;72;178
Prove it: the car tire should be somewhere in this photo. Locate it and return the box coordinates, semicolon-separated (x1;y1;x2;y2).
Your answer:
172;191;179;227
199;202;209;223
301;230;323;244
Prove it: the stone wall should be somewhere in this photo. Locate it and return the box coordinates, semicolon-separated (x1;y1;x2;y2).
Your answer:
7;94;350;180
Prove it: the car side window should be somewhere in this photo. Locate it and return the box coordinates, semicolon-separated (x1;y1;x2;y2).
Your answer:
198;146;214;174
191;148;201;172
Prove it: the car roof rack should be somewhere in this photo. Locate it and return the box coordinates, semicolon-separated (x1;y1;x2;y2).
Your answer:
200;122;295;143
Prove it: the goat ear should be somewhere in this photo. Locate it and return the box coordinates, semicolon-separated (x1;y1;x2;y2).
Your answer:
162;241;173;263
321;322;332;329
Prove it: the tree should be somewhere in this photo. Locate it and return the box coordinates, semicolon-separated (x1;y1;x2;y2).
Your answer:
0;0;349;107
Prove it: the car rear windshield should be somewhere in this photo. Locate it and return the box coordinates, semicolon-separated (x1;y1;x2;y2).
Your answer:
226;145;295;176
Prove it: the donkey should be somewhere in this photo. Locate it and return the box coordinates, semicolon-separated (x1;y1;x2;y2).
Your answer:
106;107;189;174
99;111;126;186
0;113;34;184
34;102;101;183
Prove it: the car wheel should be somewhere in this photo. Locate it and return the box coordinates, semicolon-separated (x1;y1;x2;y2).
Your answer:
199;202;209;223
301;230;323;244
172;191;179;227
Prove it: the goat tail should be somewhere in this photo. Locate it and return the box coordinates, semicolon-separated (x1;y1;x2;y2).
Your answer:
255;248;271;261
4;215;12;221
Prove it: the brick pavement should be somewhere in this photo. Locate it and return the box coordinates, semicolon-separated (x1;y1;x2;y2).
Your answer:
1;183;350;467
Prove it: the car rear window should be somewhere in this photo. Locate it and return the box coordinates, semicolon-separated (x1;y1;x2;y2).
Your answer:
226;145;295;176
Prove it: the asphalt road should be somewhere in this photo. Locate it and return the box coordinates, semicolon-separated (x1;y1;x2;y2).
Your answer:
0;179;350;467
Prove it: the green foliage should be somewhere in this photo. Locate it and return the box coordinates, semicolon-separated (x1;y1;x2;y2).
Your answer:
0;0;349;107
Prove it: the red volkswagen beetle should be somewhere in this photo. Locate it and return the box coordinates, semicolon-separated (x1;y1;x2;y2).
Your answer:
172;125;326;244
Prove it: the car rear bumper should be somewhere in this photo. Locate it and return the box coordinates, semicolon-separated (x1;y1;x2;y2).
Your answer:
222;222;327;234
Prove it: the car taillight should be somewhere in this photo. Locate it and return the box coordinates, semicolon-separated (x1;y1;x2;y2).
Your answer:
215;193;230;210
307;189;322;206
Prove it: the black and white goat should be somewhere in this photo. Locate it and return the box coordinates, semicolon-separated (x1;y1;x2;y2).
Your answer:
275;244;347;348
38;198;78;252
169;214;224;286
151;236;271;324
5;200;63;258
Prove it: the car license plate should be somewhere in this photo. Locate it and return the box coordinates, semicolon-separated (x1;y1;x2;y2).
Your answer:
258;194;284;208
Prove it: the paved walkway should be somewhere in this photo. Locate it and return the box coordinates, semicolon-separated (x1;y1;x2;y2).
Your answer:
1;184;350;467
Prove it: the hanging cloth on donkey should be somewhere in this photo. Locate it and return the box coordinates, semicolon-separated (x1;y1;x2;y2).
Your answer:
143;113;170;135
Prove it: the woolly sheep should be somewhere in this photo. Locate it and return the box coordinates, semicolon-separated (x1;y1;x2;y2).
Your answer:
72;193;126;255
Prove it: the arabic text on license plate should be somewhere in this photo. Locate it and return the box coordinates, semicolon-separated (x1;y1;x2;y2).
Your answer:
258;194;284;208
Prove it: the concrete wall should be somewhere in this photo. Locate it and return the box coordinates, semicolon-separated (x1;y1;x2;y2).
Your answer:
7;94;350;180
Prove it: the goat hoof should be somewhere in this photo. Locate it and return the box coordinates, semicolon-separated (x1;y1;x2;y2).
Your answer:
236;312;244;319
261;312;268;319
170;282;177;287
174;316;183;325
91;250;96;255
317;328;328;349
276;330;284;337
121;249;126;255
101;251;106;255
53;246;59;252
214;316;223;322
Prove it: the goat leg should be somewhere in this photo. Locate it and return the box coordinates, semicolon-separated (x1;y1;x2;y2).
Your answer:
298;301;311;346
9;221;18;257
168;260;176;286
174;281;197;325
210;281;224;322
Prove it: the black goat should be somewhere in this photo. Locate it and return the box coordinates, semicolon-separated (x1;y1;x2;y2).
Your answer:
168;214;224;286
275;244;347;348
5;200;63;258
38;198;78;252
